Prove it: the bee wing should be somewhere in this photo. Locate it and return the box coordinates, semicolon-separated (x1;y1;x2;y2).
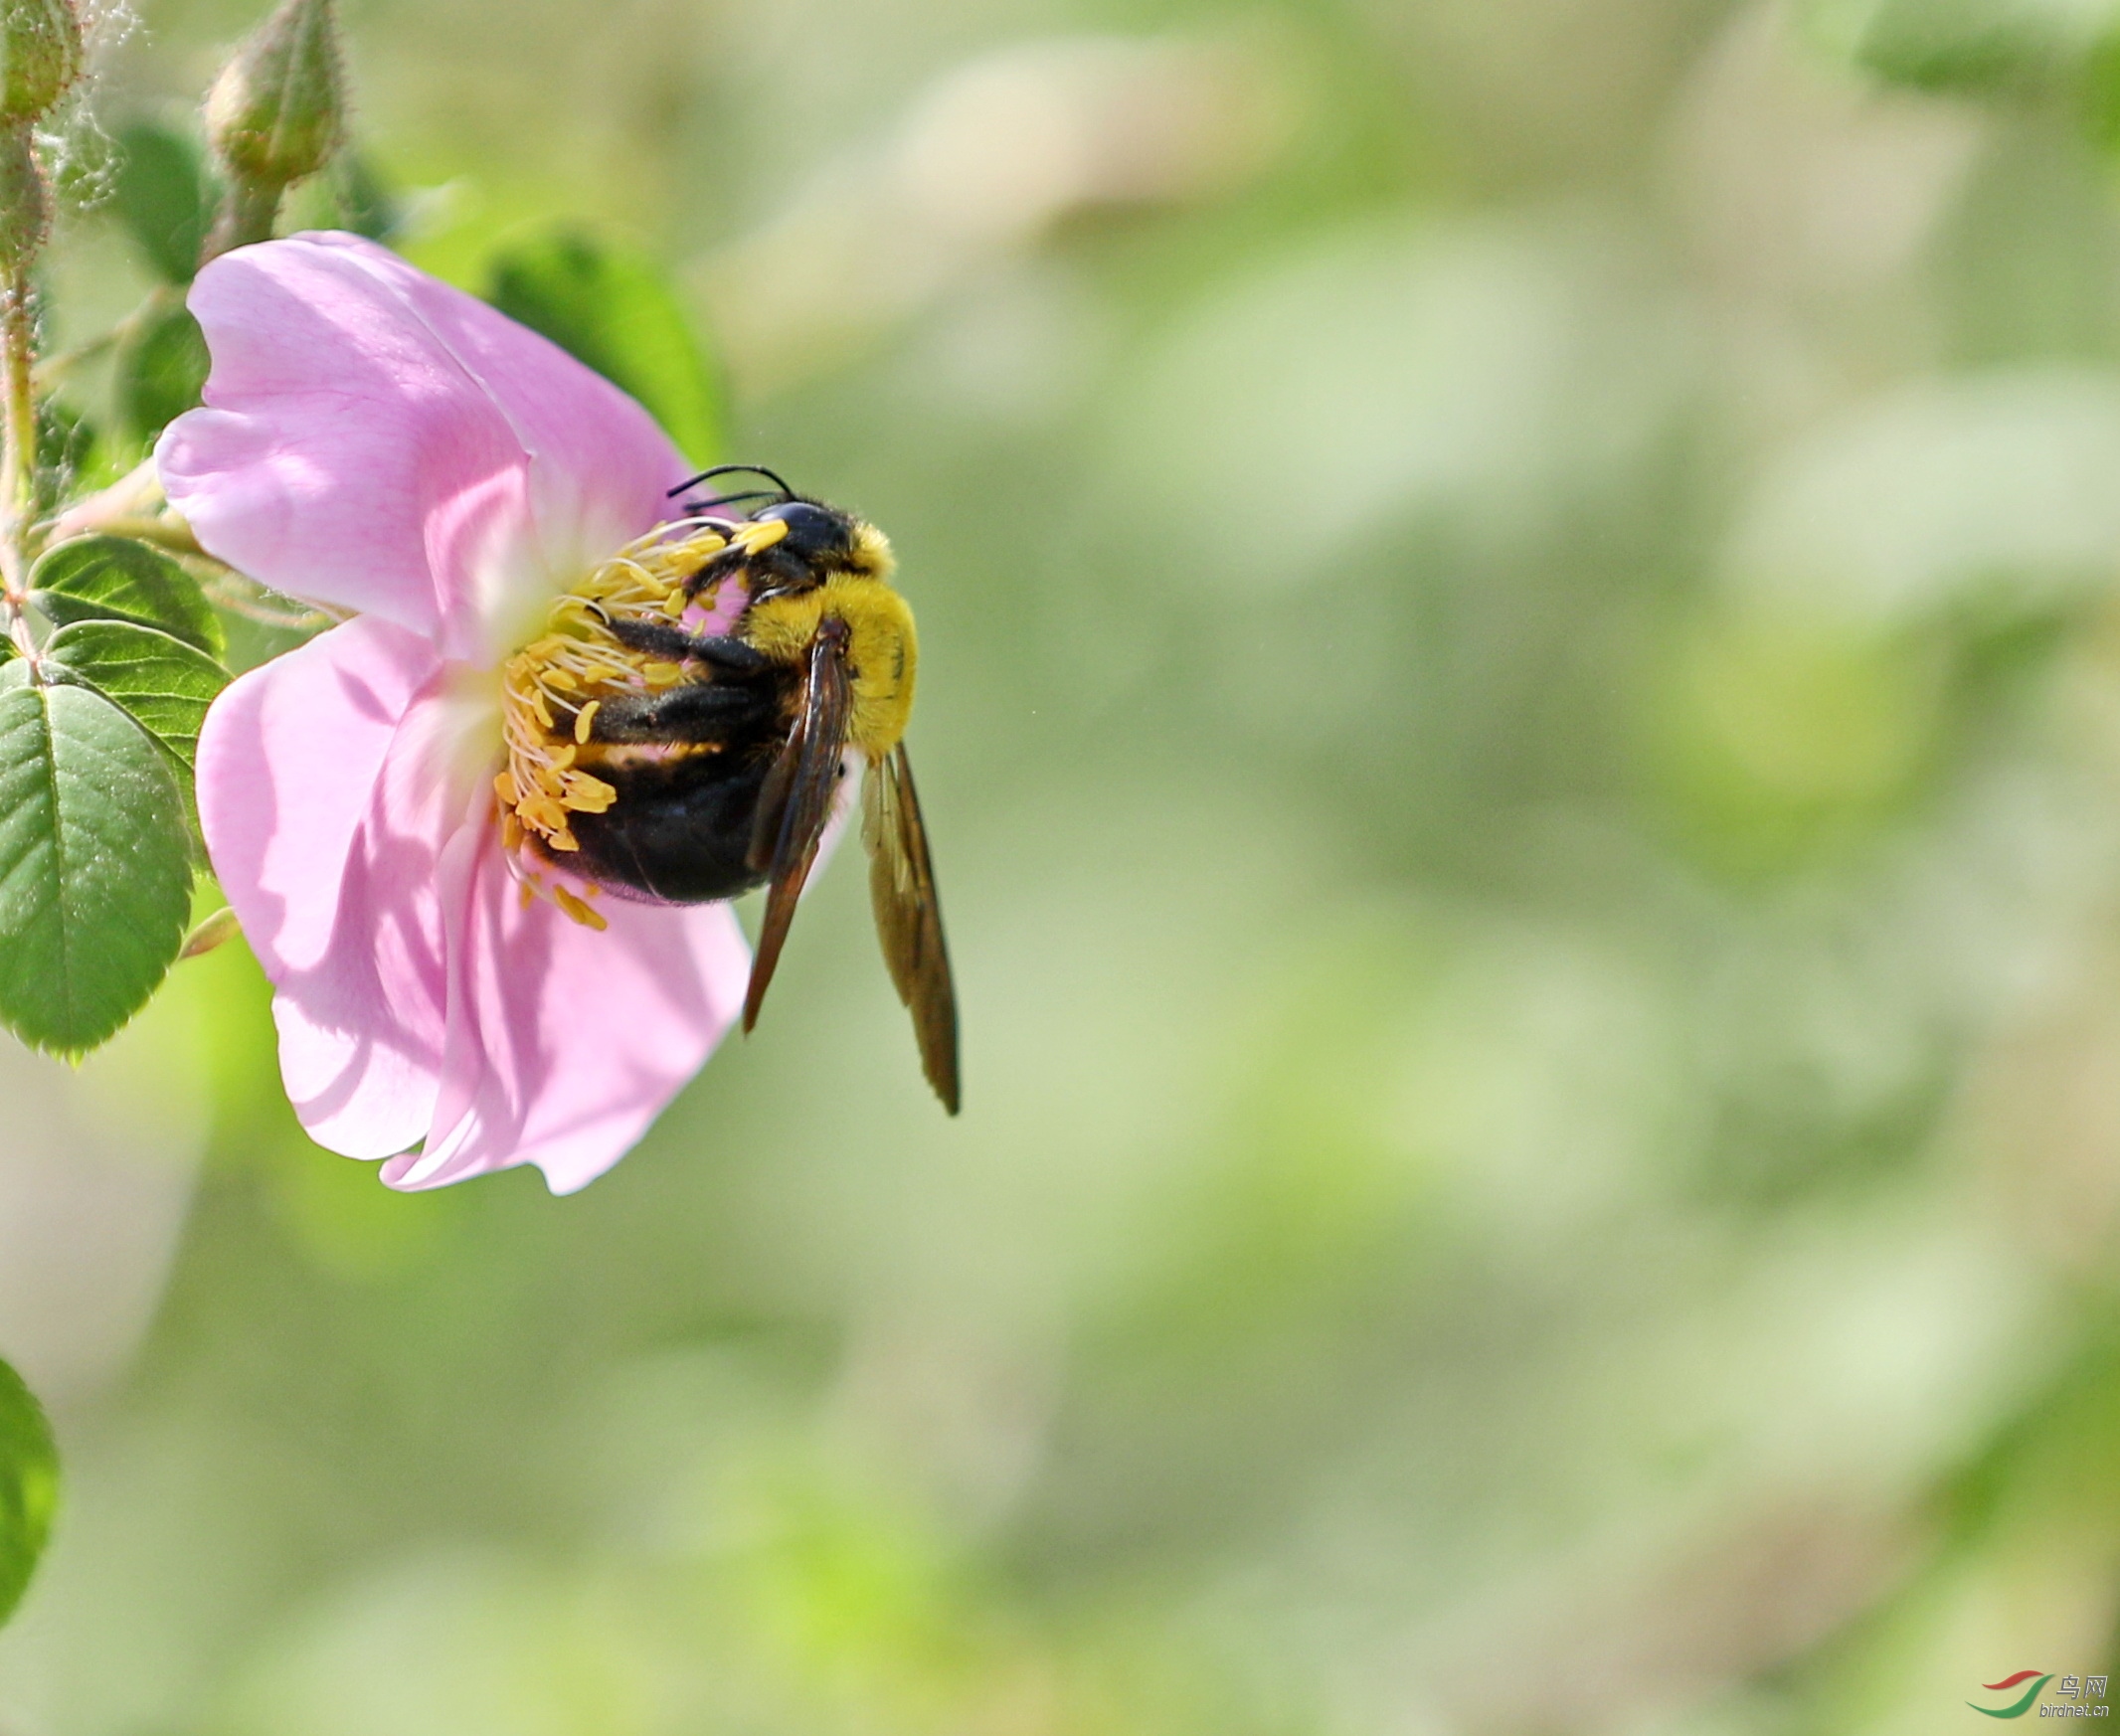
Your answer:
741;624;853;1032
862;742;960;1114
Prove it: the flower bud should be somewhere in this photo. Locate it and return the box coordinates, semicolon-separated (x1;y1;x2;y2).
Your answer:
0;0;79;127
0;124;50;277
205;0;345;189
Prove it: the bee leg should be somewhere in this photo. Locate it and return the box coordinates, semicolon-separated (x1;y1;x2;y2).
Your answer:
681;545;750;597
604;616;771;673
587;680;778;744
681;544;814;600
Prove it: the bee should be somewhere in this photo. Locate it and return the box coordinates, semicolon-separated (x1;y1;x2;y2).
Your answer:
503;464;959;1113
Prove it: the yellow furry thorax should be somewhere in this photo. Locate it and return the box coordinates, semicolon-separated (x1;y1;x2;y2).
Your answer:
740;565;919;760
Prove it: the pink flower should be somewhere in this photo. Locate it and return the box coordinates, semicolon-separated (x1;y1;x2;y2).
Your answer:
157;232;751;1192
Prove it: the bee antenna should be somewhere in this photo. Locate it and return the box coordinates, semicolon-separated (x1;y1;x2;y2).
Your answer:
667;463;795;501
688;489;777;512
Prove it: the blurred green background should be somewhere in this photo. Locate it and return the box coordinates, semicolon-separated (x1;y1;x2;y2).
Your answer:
7;0;2120;1729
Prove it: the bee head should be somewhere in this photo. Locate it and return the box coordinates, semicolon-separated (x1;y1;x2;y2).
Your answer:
668;466;893;587
754;500;856;563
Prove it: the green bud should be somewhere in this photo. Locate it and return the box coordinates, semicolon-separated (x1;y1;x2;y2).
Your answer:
0;0;80;127
0;124;49;277
205;0;345;189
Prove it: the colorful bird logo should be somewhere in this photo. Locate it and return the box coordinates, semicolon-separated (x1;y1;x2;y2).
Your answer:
1969;1671;2053;1718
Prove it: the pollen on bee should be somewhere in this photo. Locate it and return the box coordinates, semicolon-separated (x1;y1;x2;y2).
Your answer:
732;517;789;556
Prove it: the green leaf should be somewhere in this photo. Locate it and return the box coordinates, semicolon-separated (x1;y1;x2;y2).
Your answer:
111;117;213;282
0;1358;56;1627
281;150;405;241
0;619;224;852
113;296;210;448
0;682;193;1056
37;399;89;478
47;98;118;214
30;535;224;658
1803;0;2120;92
34;399;98;515
485;226;725;463
39;620;230;778
335;152;403;241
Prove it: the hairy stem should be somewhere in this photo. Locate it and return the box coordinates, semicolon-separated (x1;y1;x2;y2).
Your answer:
200;175;283;267
0;265;39;671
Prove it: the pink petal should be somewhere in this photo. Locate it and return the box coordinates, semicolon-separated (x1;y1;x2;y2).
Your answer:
381;828;749;1194
197;616;456;1158
157;232;686;662
204;618;749;1184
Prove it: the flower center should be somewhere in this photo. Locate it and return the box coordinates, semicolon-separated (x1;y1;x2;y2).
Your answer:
493;517;786;928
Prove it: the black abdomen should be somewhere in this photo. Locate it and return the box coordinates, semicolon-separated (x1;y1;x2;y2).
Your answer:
566;749;776;904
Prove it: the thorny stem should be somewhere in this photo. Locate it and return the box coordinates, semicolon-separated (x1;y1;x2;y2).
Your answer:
0;265;40;674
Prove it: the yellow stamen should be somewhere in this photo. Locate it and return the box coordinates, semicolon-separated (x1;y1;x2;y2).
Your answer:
519;793;568;833
494;520;740;871
554;886;608;930
561;772;617;811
